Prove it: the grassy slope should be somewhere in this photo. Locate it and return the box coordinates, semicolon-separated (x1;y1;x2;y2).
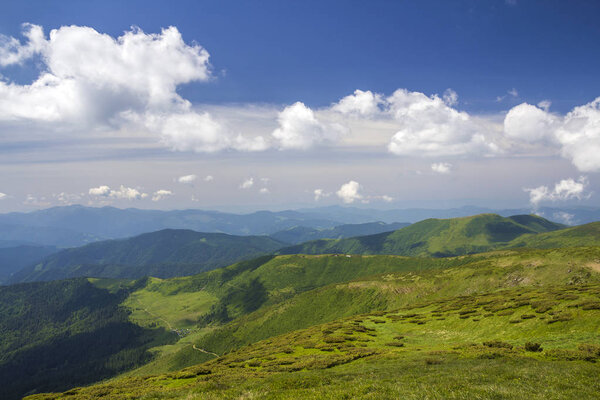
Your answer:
10;229;285;283
129;247;600;374
29;278;600;399
279;214;586;257
0;278;174;400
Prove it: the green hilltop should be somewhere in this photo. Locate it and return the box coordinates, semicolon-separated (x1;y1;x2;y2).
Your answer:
279;214;579;257
9;229;285;283
26;247;600;399
3;213;599;399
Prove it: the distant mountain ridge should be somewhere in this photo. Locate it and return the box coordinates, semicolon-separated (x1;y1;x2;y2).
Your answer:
9;230;285;283
1;205;598;248
279;214;573;257
270;221;411;244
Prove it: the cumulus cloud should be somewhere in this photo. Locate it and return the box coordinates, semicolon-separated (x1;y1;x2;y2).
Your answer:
0;24;211;125
431;162;452;174
204;175;214;182
89;185;147;200
259;188;269;194
177;174;197;184
381;195;393;203
525;176;589;207
239;178;254;189
88;185;111;196
53;192;82;205
152;189;173;201
554;98;600;172
504;98;600;172
504;103;556;143
314;189;330;201
336;181;363;204
0;192;6;200
272;102;345;149
386;89;498;157
331;89;383;117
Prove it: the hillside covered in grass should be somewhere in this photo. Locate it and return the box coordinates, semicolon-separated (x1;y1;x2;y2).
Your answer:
9;229;285;283
270;221;410;244
30;272;600;399
279;214;574;257
5;214;599;399
0;278;174;400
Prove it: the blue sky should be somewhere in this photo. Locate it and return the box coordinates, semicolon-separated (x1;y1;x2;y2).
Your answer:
0;0;598;216
2;0;598;111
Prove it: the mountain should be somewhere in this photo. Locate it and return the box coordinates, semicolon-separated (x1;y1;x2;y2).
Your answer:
0;206;341;247
270;221;410;244
0;278;174;400
296;205;600;225
9;229;285;283
0;245;58;284
23;246;600;399
279;214;568;257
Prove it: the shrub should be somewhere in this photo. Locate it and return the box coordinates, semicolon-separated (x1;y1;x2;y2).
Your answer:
524;342;543;352
483;340;513;349
520;314;536;320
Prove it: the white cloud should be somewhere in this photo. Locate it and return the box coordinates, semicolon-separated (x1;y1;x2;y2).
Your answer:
0;24;211;125
504;97;600;172
272;102;344;149
331;89;383;117
336;181;363;204
442;89;458;106
525;176;589;207
177;174;197;184
204;175;214;182
554;98;600;172
431;162;452;174
0;192;6;200
23;194;50;206
504;103;556;143
538;100;551;111
381;195;393;203
89;185;147;200
314;189;330;201
259;188;269;194
53;192;82;205
240;178;254;189
0;23;46;67
553;211;575;225
152;189;173;201
508;88;519;98
88;185;111;196
387;89;498;157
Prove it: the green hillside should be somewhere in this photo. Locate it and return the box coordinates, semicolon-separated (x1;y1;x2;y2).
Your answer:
279;214;573;257
121;247;600;375
0;278;174;400
6;214;600;399
29;270;600;399
9;229;285;283
270;222;410;244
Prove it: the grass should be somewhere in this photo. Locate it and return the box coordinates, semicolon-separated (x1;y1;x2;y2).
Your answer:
26;281;600;399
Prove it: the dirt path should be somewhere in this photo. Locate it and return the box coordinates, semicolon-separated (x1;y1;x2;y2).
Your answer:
134;299;174;330
192;344;219;357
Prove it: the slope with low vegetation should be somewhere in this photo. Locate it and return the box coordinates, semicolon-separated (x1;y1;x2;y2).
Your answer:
7;213;600;399
29;275;600;399
9;229;285;283
279;214;574;257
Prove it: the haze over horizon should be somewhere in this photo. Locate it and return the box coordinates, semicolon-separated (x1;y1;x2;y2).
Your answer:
0;0;598;214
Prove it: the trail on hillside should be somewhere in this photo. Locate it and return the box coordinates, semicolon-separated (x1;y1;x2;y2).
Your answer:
133;298;174;330
192;344;219;357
